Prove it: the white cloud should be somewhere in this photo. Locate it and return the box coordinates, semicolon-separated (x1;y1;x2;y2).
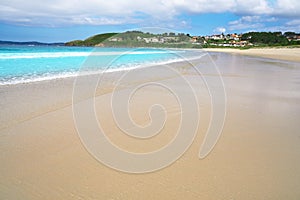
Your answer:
170;0;236;13
253;22;300;33
228;22;264;31
273;0;300;17
286;19;300;26
233;0;273;15
226;15;300;33
0;0;164;26
228;15;279;31
280;19;300;32
0;0;299;27
214;27;226;33
70;17;124;26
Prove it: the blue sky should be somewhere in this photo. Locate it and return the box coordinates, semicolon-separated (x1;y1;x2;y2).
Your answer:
0;0;299;42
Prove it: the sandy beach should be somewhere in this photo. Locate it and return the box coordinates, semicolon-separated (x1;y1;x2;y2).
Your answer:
1;51;300;199
205;47;300;62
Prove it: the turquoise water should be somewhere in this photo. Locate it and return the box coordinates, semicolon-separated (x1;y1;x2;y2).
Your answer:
0;45;200;85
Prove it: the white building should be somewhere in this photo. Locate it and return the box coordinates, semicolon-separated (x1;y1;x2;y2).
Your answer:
143;37;159;43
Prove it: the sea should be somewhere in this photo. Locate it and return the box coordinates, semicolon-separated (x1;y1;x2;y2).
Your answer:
0;45;201;85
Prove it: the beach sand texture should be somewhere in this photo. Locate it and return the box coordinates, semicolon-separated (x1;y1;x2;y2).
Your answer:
1;51;300;199
205;47;300;62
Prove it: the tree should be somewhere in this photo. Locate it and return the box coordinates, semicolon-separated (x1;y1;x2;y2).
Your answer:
241;32;288;45
284;32;296;37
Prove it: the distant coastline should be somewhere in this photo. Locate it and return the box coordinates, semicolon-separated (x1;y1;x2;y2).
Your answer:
0;40;65;46
65;31;300;49
2;31;300;49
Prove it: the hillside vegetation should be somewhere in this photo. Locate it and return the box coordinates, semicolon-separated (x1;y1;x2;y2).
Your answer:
65;31;199;48
241;32;289;46
65;31;300;48
102;31;197;48
65;33;117;46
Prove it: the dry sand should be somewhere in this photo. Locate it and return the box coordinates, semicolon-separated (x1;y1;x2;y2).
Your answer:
1;52;300;199
205;47;300;62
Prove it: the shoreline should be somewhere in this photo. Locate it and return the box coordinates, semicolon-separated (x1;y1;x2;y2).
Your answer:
204;47;300;62
0;57;203;130
1;52;300;199
4;47;299;87
0;48;205;86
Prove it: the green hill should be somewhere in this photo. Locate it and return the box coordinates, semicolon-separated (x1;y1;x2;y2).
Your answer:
65;31;200;48
65;33;117;46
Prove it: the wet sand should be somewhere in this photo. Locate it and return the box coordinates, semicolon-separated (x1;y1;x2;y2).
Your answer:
1;52;300;199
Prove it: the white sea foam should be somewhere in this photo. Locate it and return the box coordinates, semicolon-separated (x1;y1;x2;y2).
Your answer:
0;50;185;59
0;54;204;86
0;52;90;59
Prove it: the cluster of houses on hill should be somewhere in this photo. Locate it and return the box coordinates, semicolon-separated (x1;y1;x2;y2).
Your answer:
286;34;300;41
107;32;300;47
108;34;247;47
202;33;252;47
204;33;240;40
109;33;251;47
190;33;251;47
137;36;181;43
108;35;182;44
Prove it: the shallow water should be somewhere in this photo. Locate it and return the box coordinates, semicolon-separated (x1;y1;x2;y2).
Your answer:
0;46;202;85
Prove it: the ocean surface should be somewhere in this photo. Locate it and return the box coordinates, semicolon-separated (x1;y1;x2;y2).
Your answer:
0;45;201;85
